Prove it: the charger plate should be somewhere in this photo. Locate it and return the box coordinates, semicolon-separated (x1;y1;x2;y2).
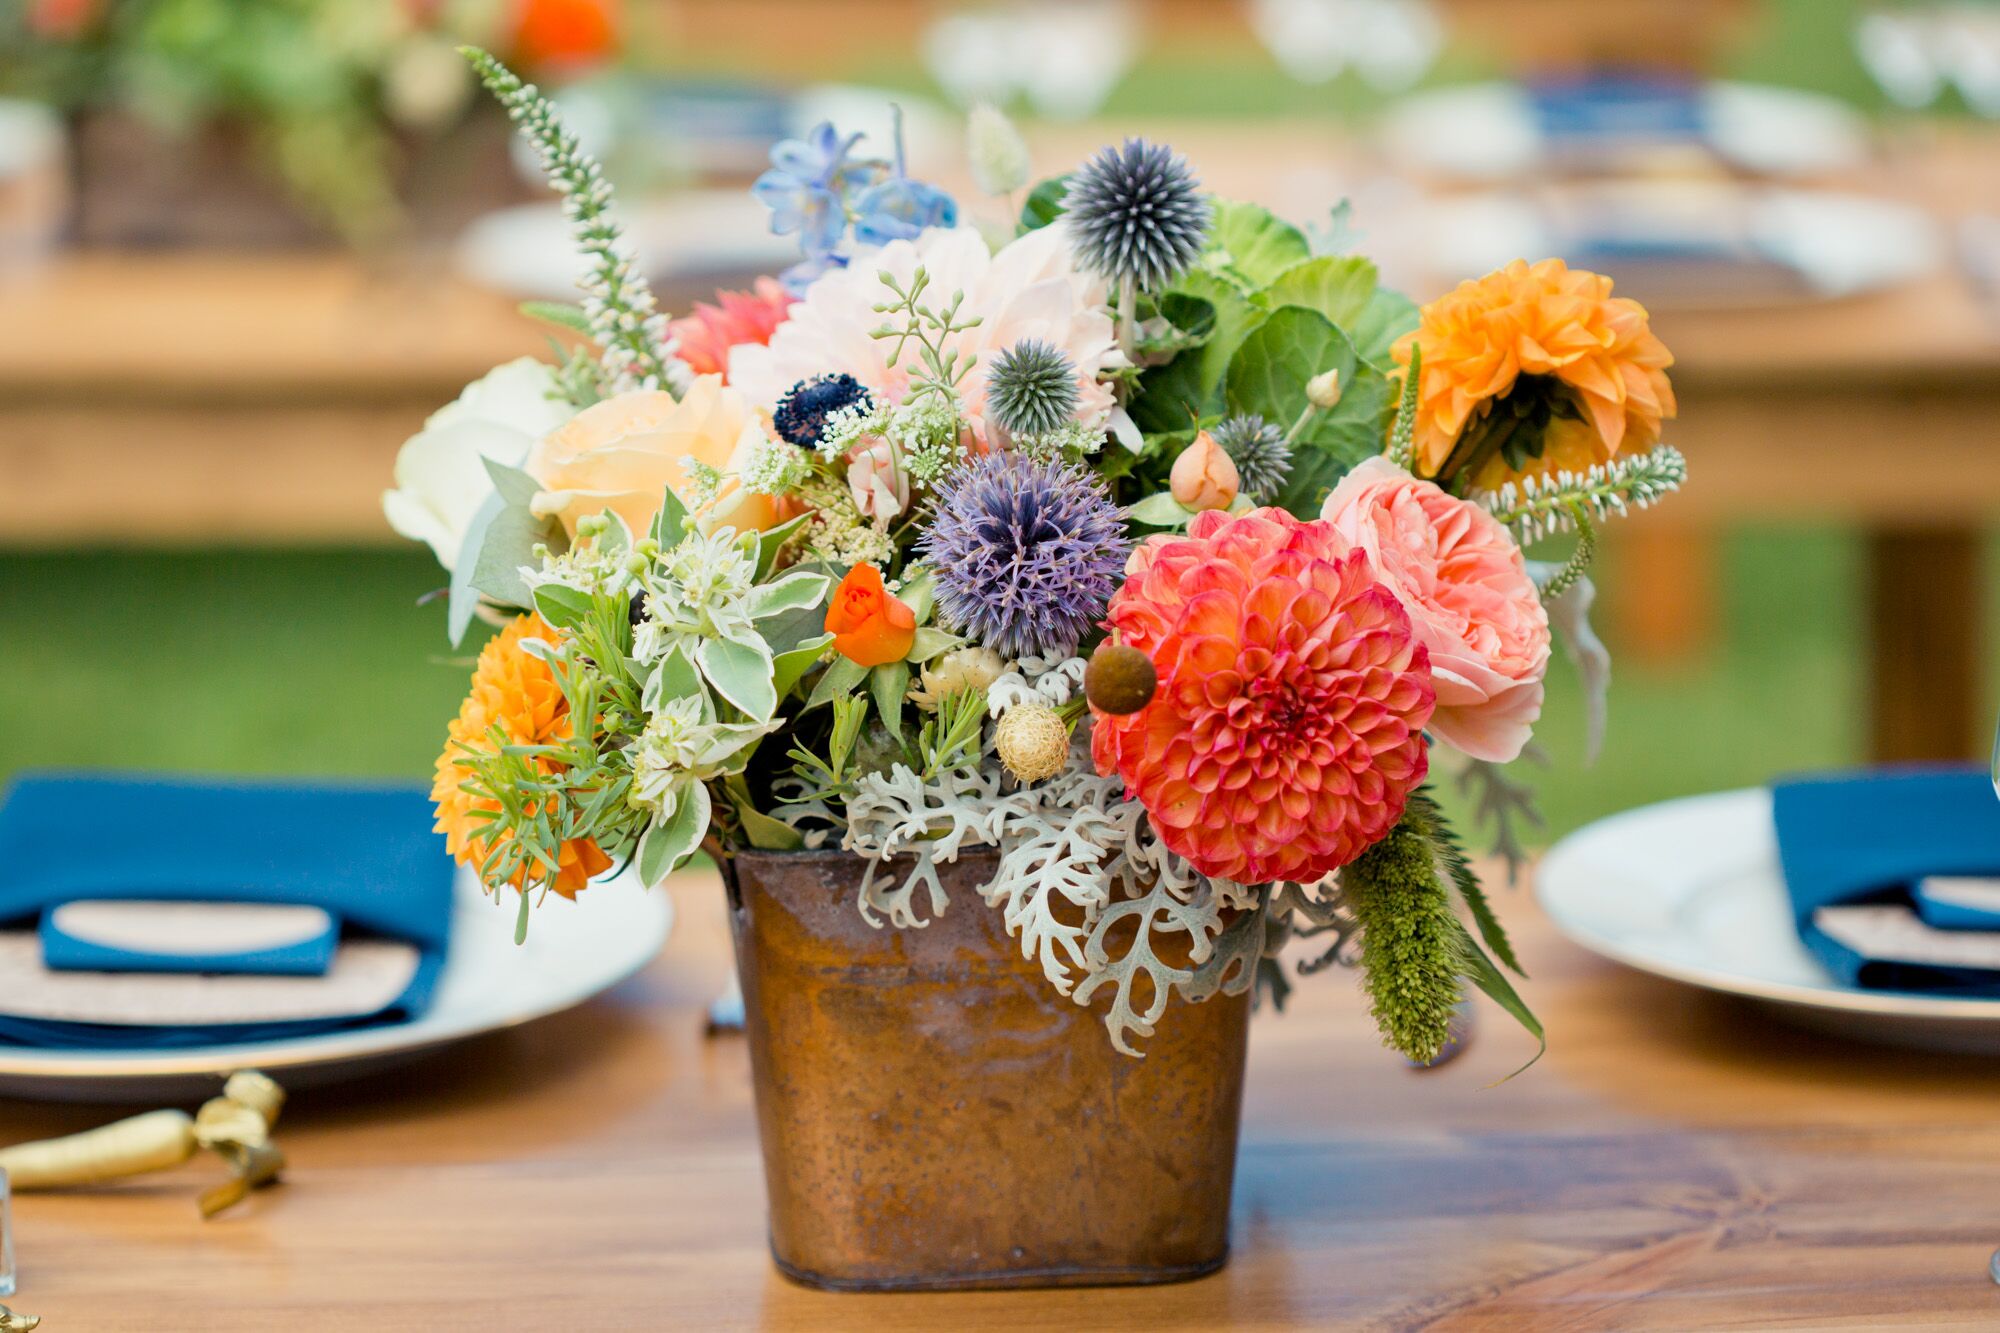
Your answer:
1536;789;2000;1053
0;867;672;1103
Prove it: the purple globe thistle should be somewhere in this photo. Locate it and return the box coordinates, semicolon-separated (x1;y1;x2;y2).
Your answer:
919;452;1131;660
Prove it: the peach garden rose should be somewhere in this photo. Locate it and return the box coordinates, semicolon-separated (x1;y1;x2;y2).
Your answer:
524;374;781;538
1321;457;1551;764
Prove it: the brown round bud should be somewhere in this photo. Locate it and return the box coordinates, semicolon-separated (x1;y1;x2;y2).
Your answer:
1084;643;1158;715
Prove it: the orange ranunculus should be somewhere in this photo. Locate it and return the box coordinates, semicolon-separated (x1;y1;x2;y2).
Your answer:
1394;257;1676;487
825;564;916;667
432;614;611;899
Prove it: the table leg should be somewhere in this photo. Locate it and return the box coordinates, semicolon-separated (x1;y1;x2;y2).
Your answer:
1867;526;1985;763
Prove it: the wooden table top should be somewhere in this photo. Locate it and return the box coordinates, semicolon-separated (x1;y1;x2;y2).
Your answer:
4;864;2000;1330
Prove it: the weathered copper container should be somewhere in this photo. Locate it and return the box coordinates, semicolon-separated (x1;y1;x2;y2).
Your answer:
722;848;1253;1292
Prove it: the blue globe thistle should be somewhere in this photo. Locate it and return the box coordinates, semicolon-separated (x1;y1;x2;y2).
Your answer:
1063;138;1211;293
985;339;1080;437
773;374;872;450
1212;414;1294;503
918;452;1132;660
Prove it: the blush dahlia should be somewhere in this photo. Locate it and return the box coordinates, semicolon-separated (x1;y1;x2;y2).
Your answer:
1091;508;1436;885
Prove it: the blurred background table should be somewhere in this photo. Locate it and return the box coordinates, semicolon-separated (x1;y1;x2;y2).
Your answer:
5;124;2000;761
3;863;1999;1329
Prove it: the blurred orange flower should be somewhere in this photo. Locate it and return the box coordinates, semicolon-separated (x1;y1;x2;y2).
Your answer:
669;279;795;381
825;564;916;667
511;0;618;71
1393;258;1676;488
432;614;610;899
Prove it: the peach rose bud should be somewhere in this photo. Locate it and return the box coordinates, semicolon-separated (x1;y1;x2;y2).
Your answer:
1169;430;1239;512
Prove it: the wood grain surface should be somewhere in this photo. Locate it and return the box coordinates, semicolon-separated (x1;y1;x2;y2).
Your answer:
3;865;2000;1331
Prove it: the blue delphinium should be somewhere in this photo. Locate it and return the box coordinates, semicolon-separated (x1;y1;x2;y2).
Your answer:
752;111;959;294
918;452;1131;660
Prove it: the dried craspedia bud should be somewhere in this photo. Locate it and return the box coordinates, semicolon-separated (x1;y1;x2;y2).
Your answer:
994;703;1071;783
1084;642;1157;715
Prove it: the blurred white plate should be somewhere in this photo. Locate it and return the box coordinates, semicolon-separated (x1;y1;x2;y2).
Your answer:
1382;80;1869;181
1415;183;1940;310
0;866;672;1104
457;192;795;301
1537;789;2000;1053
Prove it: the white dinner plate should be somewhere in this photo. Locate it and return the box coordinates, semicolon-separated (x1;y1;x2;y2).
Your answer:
0;867;672;1103
1381;81;1870;182
1537;789;2000;1053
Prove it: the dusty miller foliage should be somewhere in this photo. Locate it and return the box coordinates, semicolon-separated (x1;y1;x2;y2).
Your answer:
840;728;1265;1055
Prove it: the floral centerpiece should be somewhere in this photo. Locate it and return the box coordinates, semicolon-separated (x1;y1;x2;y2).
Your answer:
388;50;1687;1289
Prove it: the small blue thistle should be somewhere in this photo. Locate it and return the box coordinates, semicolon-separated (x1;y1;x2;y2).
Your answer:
773;374;872;449
1212;413;1294;504
918;453;1131;660
985;339;1080;438
1063;138;1211;294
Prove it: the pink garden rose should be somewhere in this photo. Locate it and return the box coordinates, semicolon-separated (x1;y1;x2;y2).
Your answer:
1321;457;1550;763
845;437;909;523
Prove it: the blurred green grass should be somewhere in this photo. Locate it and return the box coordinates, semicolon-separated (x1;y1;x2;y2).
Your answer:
5;524;1984;847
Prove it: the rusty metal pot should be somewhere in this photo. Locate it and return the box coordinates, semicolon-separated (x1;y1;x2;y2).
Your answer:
722;847;1253;1292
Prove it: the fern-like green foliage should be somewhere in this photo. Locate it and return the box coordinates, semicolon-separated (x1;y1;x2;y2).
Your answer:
1539;506;1597;600
1479;444;1687;544
1404;787;1521;975
464;48;676;396
1341;809;1466;1064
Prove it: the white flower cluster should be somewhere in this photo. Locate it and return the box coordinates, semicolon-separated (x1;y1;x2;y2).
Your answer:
818;396;966;485
630;695;775;817
631;528;758;663
741;439;814;496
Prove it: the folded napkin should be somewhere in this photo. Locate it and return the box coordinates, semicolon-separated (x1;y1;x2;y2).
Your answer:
0;772;454;1048
1527;73;1705;145
1774;767;2000;995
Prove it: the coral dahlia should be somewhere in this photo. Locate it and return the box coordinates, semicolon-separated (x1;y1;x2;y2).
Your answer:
432;614;610;898
667;278;795;381
1092;508;1436;885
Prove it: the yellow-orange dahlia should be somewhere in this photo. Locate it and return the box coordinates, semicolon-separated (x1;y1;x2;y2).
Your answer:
432;613;610;899
1395;258;1676;488
1091;508;1436;885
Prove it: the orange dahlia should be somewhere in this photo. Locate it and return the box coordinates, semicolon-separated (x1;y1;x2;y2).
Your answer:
432;613;611;899
1092;508;1436;885
1394;258;1676;489
667;278;795;381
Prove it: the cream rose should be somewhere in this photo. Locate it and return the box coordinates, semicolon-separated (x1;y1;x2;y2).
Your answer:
1321;457;1551;763
524;375;781;538
382;358;575;572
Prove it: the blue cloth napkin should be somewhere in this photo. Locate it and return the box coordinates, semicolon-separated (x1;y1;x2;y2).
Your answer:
0;772;454;1048
1527;72;1706;145
1773;767;2000;995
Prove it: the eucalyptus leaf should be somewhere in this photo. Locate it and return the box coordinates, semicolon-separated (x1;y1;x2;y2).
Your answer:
698;634;777;721
805;653;869;710
446;489;506;645
747;570;831;621
754;513;811;580
870;661;911;739
638;781;710;887
772;633;833;697
1017;174;1070;233
531;583;594;632
648;484;691;550
905;626;962;662
1126;491;1196;529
